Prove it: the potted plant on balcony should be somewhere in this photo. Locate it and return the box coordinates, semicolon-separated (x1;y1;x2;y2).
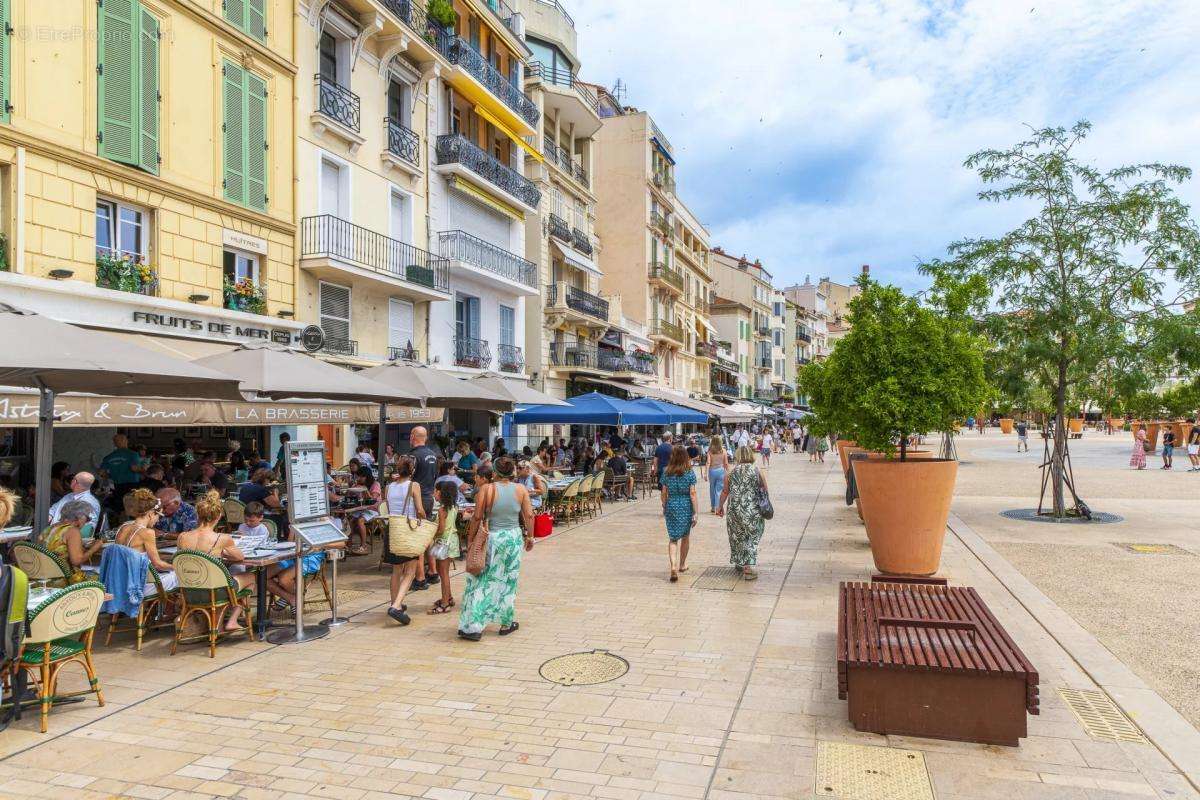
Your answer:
427;0;457;33
806;278;988;576
223;277;267;315
95;251;155;294
405;263;436;288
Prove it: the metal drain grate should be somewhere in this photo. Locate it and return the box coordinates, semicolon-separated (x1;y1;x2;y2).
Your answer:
1059;688;1147;743
692;565;742;591
539;650;629;686
814;741;934;800
1000;508;1124;524
1114;542;1194;556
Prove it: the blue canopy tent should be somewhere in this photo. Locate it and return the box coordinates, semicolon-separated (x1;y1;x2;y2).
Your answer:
628;397;709;425
511;391;668;426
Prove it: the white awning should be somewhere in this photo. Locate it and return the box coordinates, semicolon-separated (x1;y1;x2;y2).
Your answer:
583;377;731;419
551;241;602;279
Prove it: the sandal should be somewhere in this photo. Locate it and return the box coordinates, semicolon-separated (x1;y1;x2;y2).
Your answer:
499;622;519;636
743;568;759;581
670;571;679;583
429;600;453;614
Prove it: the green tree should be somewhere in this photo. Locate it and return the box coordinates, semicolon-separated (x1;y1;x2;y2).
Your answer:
922;122;1200;516
799;278;989;460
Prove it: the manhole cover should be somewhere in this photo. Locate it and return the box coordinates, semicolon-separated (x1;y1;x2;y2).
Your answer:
1114;542;1193;556
814;741;933;800
1059;688;1147;743
539;651;629;686
1000;508;1123;524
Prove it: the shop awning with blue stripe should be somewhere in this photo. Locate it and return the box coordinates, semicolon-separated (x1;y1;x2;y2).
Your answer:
511;391;668;426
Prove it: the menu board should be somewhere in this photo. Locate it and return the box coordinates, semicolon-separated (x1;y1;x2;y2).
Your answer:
286;441;330;523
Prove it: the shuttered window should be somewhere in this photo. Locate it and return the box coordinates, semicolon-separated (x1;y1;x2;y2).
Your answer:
224;0;266;42
0;0;10;124
319;282;352;344
388;298;414;350
222;59;269;211
98;0;159;174
498;305;515;347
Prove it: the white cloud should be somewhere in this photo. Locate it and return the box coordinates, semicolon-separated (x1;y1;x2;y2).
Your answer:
570;0;1200;290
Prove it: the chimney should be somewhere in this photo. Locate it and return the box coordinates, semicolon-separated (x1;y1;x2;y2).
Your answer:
861;264;870;276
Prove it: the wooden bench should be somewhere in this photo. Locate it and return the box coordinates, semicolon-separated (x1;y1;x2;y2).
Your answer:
837;581;1039;746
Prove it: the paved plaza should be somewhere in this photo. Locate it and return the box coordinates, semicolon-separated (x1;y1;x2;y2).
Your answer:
2;437;1199;800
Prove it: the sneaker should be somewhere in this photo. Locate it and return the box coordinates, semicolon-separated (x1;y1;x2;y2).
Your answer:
411;580;428;591
387;607;411;626
457;629;482;641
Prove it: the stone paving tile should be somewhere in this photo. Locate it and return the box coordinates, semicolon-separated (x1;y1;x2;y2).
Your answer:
1;452;1197;799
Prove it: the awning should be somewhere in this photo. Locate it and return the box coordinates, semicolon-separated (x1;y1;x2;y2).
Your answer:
449;176;524;221
551;240;601;278
0;387;444;427
650;137;676;166
583;377;726;419
474;104;544;164
696;317;717;336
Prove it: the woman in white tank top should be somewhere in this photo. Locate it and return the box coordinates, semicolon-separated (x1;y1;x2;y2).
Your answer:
382;458;425;626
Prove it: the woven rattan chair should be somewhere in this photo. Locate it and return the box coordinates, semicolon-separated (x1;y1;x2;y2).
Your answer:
12;541;72;587
171;550;255;658
560;479;582;524
19;581;106;732
105;566;178;652
222;498;246;531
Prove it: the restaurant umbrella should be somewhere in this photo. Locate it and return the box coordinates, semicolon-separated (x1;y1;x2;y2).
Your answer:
512;392;666;426
361;362;513;411
0;303;245;529
627;397;709;425
470;373;569;406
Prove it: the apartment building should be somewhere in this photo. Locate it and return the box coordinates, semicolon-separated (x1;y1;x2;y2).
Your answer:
0;0;301;350
515;0;617;402
769;289;790;401
710;248;775;403
820;267;866;346
709;298;752;401
783;299;799;399
783;277;832;362
673;199;716;398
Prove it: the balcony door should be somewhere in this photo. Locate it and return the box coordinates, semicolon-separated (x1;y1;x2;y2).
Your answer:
388;298;415;357
456;294;481;342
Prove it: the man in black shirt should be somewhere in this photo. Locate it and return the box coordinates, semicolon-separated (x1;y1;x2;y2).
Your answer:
407;426;441;590
607;449;634;500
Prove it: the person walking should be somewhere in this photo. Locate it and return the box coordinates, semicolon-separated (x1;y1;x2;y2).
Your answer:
760;429;773;468
458;457;534;641
1188;422;1200;472
1161;427;1176;470
717;446;767;580
805;427;818;462
660;445;697;582
1016;419;1029;452
815;432;828;462
383;458;425;625
653;432;675;488
1129;428;1148;470
706;436;729;513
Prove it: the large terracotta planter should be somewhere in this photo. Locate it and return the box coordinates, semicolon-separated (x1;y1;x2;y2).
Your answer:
1174;422;1193;446
853;458;958;576
1143;422;1161;452
999;418;1014;434
836;440;857;475
850;451;933;521
1068;418;1083;433
1108;417;1124;433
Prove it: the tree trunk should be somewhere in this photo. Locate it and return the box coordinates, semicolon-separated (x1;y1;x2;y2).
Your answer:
1051;360;1068;517
900;432;908;462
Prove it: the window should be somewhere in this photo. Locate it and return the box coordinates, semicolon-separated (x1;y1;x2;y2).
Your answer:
498;305;515;347
0;0;10;124
387;79;409;127
224;0;266;41
223;248;259;285
319;282;351;344
222;60;269;211
388;298;414;351
95;199;147;260
389;188;412;244
319;32;339;83
98;0;160;174
456;294;481;341
774;330;782;347
320;156;347;217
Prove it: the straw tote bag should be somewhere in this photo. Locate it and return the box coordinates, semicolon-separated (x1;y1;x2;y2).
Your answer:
387;488;439;558
465;488;493;577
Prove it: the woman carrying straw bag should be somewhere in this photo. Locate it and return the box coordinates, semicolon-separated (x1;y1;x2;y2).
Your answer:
383;458;429;626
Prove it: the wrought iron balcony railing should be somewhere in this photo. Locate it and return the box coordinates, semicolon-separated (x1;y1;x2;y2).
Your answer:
301;215;450;292
483;0;521;35
754;389;778;402
436;134;541;209
651;210;672;237
315;74;360;133
549;341;598;369
571;228;593;256
322;336;359;357
437;229;537;288
497;343;524;373
548;213;571;242
529;0;574;27
455;336;492;369
541;134;590;188
651;318;685;344
756;356;772;369
526;61;599;114
378;0;452;48
797;356;811;366
652;171;676;195
796;328;812;343
756;326;772;337
648;262;684;292
389;344;420;362
547;283;609;321
713;380;739;397
437;37;539;128
386;119;420;168
695;341;718;360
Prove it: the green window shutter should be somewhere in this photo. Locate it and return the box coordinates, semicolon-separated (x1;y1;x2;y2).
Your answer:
224;0;245;32
0;0;10;123
137;7;159;175
98;0;138;166
222;60;245;204
247;0;266;41
244;71;268;211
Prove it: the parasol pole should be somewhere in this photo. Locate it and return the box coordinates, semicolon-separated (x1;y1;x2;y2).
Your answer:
33;380;56;534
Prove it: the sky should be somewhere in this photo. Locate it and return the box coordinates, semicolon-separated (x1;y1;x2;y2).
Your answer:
570;0;1200;292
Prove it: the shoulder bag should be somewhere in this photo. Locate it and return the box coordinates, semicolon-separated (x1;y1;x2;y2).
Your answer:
756;468;774;520
387;486;439;558
465;487;492;577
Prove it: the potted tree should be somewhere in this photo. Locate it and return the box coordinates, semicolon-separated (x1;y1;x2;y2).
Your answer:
805;278;988;575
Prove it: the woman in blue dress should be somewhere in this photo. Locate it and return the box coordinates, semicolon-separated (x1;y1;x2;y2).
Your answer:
660;445;698;582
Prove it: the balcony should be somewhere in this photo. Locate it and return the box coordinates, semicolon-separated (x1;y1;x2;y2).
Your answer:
483;0;522;36
549;341;599;370
322;337;359;357
383;119;421;174
312;74;363;152
455;336;492;369
648;262;684;294
754;389;778;403
437;37;539;134
650;318;685;346
695;341;718;360
546;283;610;324
389;344;420;362
756;356;772;370
651;210;672;238
95;248;157;296
571;228;593;256
796;328;812;343
548;213;571;242
756;326;771;338
373;0;453;62
652;171;676;196
528;62;601;139
437;229;538;293
541;134;591;187
435;133;541;212
797;356;811;366
300;215;450;300
712;379;739;398
497;343;524;373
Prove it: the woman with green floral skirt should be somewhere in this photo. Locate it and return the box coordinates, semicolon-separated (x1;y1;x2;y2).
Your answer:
458;456;534;641
717;445;768;580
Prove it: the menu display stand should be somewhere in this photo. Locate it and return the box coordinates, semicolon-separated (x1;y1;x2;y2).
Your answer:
321;547;349;627
266;441;347;645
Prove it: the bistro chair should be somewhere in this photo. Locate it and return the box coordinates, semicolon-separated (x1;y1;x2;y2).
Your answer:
543;483;567;523
633;462;657;499
222;498;246;531
171;550;255;658
19;581;106;732
364;501;388;555
12;541;71;588
590;471;606;516
580;473;599;518
560;479;582;525
262;518;279;540
105;566;178;652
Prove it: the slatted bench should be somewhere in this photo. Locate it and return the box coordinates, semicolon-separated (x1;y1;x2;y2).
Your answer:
837;581;1039;746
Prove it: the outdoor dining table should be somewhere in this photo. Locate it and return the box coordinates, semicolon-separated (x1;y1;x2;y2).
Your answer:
1;527;33;545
